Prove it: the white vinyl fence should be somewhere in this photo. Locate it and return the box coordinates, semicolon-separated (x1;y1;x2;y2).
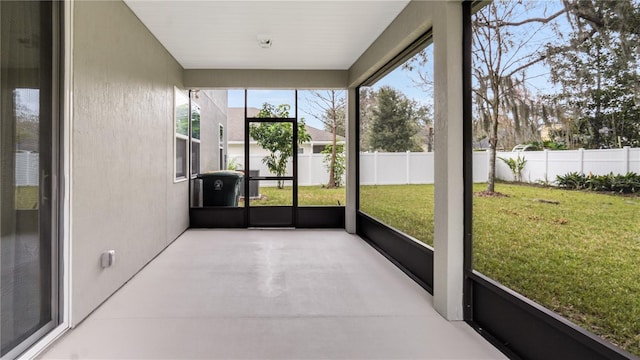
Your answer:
229;154;337;187
15;148;639;188
493;147;640;184
230;147;639;186
15;152;39;186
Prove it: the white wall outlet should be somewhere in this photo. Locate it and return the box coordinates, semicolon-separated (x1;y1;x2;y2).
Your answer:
101;250;116;268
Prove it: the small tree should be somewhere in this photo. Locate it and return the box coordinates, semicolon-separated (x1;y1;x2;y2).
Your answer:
250;103;311;189
369;86;427;152
358;87;377;152
546;0;640;149
473;1;568;192
321;144;345;187
499;155;527;182
306;90;346;188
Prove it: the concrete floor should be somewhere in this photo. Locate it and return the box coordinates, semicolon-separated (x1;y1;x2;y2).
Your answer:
39;229;506;359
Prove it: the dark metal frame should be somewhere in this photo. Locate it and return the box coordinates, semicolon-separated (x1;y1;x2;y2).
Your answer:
468;272;637;360
189;89;345;229
244;89;298;227
187;90;194;212
357;213;433;293
1;2;63;357
354;31;436;295
462;0;474;324
461;1;637;359
351;2;638;359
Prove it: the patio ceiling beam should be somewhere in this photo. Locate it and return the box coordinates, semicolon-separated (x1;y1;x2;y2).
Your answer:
183;69;348;89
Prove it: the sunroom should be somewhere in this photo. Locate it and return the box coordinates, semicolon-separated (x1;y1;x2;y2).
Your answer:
2;1;638;359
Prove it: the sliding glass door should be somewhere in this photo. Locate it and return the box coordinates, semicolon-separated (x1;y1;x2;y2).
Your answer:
1;1;60;357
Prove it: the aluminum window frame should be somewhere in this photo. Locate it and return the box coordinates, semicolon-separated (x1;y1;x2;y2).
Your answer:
173;87;189;182
6;1;70;358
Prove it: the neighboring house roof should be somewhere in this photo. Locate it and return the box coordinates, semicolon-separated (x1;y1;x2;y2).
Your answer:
227;107;259;142
227;107;343;143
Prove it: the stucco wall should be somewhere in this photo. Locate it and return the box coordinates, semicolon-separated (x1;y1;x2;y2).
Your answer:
71;0;188;324
198;90;228;173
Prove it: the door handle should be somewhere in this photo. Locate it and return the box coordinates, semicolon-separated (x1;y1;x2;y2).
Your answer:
41;170;49;203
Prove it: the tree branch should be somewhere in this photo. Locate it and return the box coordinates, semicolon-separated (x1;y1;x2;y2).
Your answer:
489;8;568;28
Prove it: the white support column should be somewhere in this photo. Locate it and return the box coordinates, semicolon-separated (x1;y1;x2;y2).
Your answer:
345;87;358;233
433;0;464;321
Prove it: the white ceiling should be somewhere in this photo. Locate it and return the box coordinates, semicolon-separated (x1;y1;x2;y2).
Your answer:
124;1;410;70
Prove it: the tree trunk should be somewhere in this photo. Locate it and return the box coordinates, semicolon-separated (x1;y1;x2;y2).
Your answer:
327;123;337;188
487;141;497;193
487;85;500;193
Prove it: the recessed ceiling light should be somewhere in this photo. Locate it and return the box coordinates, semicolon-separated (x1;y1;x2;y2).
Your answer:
257;34;272;49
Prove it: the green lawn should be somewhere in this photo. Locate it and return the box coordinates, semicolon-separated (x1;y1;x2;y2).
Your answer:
259;183;640;356
471;183;640;355
16;186;38;210
243;186;346;206
360;184;435;244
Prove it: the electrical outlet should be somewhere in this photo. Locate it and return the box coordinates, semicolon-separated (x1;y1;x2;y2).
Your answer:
101;250;116;268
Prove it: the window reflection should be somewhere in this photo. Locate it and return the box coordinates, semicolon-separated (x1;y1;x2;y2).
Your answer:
1;1;57;356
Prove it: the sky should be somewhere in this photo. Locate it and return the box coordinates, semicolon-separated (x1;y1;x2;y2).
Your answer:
227;53;434;130
226;1;573;129
15;88;40;117
228;89;328;129
472;1;569;96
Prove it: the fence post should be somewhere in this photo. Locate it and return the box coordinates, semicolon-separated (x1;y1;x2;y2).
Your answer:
15;153;22;186
24;153;30;186
33;153;37;185
374;151;378;185
406;151;411;184
308;153;313;186
23;153;30;186
544;149;549;182
579;148;585;174
28;153;36;186
623;146;630;174
485;149;491;182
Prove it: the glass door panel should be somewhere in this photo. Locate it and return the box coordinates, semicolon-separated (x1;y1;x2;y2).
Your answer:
1;1;58;356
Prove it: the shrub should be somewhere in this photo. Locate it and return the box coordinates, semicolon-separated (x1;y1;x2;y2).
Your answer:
527;140;568;150
557;171;640;193
608;172;640;193
321;144;345;188
499;155;527;182
227;157;242;171
556;172;587;189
